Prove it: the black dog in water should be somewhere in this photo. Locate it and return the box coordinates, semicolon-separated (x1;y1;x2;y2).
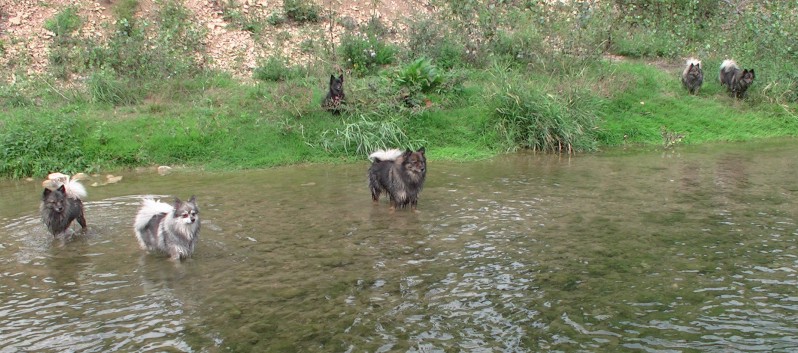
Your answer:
41;175;87;237
368;147;427;211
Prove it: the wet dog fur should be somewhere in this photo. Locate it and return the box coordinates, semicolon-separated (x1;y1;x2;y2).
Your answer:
41;184;87;237
134;196;200;261
368;147;427;211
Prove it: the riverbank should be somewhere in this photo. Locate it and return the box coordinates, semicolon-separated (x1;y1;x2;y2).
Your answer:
3;1;798;179
2;58;798;180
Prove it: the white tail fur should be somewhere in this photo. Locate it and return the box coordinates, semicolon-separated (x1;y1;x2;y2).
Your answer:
66;180;88;200
133;198;174;231
368;149;403;162
44;173;88;199
720;59;738;71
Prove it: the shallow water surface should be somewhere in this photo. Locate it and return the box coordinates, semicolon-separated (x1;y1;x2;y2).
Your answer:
2;139;798;352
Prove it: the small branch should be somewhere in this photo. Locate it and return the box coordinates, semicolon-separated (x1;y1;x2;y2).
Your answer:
42;79;69;101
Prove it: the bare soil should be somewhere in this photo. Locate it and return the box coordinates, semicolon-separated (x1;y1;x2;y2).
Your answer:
0;0;434;81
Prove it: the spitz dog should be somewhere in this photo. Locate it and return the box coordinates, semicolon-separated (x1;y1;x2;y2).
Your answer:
133;196;200;261
719;59;755;99
322;74;345;114
368;147;427;211
40;173;88;236
681;58;703;95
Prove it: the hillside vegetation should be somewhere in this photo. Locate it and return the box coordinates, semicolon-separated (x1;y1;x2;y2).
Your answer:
1;0;798;178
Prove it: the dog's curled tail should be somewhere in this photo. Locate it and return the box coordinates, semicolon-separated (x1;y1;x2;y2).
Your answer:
65;180;88;200
43;172;88;200
368;149;403;163
719;59;738;75
134;198;174;231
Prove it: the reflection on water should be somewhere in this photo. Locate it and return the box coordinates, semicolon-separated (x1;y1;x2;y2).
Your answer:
2;139;798;352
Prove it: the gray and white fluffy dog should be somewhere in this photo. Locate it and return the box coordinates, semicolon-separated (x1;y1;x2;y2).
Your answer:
681;58;703;95
368;147;427;211
719;59;755;99
133;196;200;261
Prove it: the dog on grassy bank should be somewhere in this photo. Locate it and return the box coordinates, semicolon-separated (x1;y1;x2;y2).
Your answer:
681;58;703;95
368;147;427;211
40;173;88;237
322;74;345;114
719;59;755;99
134;196;200;261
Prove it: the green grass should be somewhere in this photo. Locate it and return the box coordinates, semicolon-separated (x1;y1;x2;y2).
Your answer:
598;61;798;147
2;58;798;179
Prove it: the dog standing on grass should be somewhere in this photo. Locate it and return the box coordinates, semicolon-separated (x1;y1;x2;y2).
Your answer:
719;59;756;99
322;74;345;114
681;58;703;95
134;196;200;261
40;173;88;237
368;147;427;211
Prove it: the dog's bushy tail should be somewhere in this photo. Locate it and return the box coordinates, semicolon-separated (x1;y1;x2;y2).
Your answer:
720;59;738;71
65;180;87;200
134;198;173;231
719;59;738;84
368;149;403;163
43;172;88;200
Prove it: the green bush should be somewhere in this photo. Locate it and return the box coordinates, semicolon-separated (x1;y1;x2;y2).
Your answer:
0;115;88;178
318;114;411;156
339;33;398;74
405;15;465;69
394;58;443;94
44;7;82;37
253;56;302;82
491;77;601;153
87;69;142;105
283;0;321;23
0;83;33;108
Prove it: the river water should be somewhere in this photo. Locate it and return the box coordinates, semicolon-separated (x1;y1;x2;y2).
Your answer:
1;139;797;352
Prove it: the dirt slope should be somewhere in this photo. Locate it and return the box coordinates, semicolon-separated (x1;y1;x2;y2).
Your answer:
0;0;434;81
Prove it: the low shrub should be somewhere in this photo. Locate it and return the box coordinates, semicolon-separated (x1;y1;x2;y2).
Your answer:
283;0;321;23
491;77;601;153
339;32;398;74
0;114;88;178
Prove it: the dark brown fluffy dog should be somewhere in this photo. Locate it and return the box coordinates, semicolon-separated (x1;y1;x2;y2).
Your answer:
719;59;755;99
40;173;88;237
368;147;426;211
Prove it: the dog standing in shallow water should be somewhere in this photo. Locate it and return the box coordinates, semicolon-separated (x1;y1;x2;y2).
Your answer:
40;173;88;237
368;147;427;211
681;58;703;95
134;196;200;261
719;59;755;99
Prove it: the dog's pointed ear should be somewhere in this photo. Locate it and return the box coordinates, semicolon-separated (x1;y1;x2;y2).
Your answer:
188;195;196;204
57;184;66;193
417;146;425;155
174;197;183;207
43;188;52;198
750;69;755;77
338;74;344;82
329;74;335;84
403;148;413;158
